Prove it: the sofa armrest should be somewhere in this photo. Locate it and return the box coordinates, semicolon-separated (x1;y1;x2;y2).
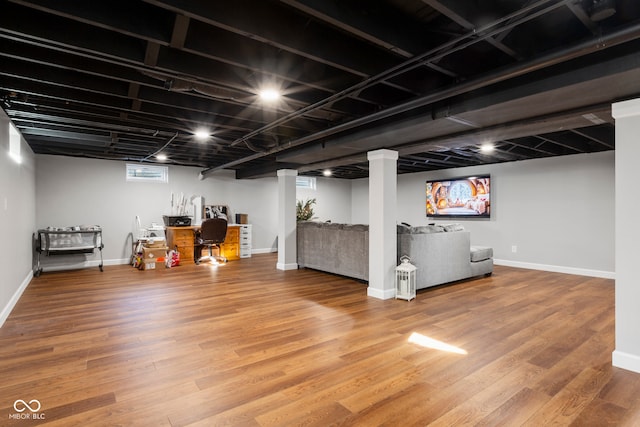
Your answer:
398;231;473;288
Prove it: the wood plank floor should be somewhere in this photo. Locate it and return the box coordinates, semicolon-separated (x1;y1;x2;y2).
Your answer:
1;253;640;426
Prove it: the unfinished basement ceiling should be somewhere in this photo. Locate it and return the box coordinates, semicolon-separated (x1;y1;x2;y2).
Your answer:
1;0;639;179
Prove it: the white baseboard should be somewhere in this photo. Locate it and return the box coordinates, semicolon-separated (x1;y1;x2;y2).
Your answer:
252;247;277;254
612;350;640;374
367;286;396;300
37;258;131;273
107;258;132;266
0;270;33;328
276;262;298;271
38;252;282;273
493;259;615;280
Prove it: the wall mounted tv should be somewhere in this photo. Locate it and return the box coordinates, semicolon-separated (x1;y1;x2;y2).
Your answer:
426;175;491;218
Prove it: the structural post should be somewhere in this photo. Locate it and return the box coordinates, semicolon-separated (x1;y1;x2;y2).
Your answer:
367;149;398;299
277;169;298;271
612;98;640;373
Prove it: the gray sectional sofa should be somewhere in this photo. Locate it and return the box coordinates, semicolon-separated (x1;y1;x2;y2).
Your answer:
296;221;492;289
397;224;493;289
297;221;369;280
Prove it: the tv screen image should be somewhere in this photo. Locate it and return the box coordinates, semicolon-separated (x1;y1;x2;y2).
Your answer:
426;175;490;218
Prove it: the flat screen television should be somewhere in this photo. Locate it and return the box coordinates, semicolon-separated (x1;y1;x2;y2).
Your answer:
426;175;491;218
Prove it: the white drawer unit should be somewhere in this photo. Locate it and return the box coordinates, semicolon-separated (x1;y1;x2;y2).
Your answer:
239;224;252;258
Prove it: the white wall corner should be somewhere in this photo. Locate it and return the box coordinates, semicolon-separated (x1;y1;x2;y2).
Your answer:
0;271;33;328
276;262;298;271
367;286;396;300
612;98;640;119
612;350;640;374
367;149;399;161
277;168;298;270
277;169;298;177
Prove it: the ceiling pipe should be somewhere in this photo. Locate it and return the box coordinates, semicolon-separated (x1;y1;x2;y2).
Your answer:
293;103;613;175
141;131;179;162
225;0;566;150
200;18;640;179
201;1;566;179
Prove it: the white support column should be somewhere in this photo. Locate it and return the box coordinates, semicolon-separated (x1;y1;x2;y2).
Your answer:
277;169;298;271
367;149;398;299
612;98;640;373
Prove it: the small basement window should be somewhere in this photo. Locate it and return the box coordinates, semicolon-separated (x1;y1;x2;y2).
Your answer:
126;164;168;183
296;176;316;190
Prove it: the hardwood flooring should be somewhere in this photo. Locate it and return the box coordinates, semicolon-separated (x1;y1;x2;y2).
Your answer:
1;254;640;426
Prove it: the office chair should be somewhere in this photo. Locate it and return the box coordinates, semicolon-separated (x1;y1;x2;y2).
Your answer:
195;217;228;264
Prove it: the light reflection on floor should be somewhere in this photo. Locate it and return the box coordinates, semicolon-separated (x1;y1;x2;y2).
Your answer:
408;332;467;355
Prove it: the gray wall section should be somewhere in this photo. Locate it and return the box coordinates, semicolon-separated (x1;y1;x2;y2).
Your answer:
33;155;354;270
352;151;615;277
2;132;614;323
34;155;279;267
0;110;36;324
297;178;352;224
13;148;618;277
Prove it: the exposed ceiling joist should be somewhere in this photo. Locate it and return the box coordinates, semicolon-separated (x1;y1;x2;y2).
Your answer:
2;0;638;179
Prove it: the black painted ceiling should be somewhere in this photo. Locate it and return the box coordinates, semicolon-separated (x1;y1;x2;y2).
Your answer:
1;0;639;179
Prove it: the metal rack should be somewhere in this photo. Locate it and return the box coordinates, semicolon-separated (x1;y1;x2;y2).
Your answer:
35;227;104;276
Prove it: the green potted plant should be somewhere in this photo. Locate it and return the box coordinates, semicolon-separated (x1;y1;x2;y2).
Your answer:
296;198;316;221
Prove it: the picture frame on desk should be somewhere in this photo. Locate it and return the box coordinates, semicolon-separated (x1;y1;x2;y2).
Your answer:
203;205;229;221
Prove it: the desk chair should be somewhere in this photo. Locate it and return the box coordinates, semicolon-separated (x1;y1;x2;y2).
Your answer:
195;218;228;264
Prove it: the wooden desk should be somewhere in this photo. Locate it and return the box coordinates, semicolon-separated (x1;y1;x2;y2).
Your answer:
165;225;244;262
220;225;240;260
165;226;198;263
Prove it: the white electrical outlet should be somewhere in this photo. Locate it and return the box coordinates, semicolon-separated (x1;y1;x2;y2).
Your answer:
511;245;517;253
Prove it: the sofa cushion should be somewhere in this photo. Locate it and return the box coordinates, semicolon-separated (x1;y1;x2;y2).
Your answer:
397;224;411;234
443;223;465;232
323;222;344;230
411;225;444;234
345;224;368;231
298;221;322;229
470;246;493;262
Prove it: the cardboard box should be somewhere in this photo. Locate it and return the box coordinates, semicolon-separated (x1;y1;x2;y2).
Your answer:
140;260;156;270
235;213;248;224
142;246;168;261
144;239;167;248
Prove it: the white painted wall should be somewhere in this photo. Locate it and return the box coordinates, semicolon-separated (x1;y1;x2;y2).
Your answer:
1;132;615;325
351;151;615;277
612;98;640;373
297;176;352;223
0;110;36;325
32;155;354;270
34;155;279;268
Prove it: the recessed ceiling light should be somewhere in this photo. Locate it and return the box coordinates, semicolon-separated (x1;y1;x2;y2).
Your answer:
323;169;332;177
194;129;210;140
480;143;495;153
259;89;280;102
156;153;167;161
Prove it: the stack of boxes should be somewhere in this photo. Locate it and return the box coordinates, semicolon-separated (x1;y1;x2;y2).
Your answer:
133;239;169;270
